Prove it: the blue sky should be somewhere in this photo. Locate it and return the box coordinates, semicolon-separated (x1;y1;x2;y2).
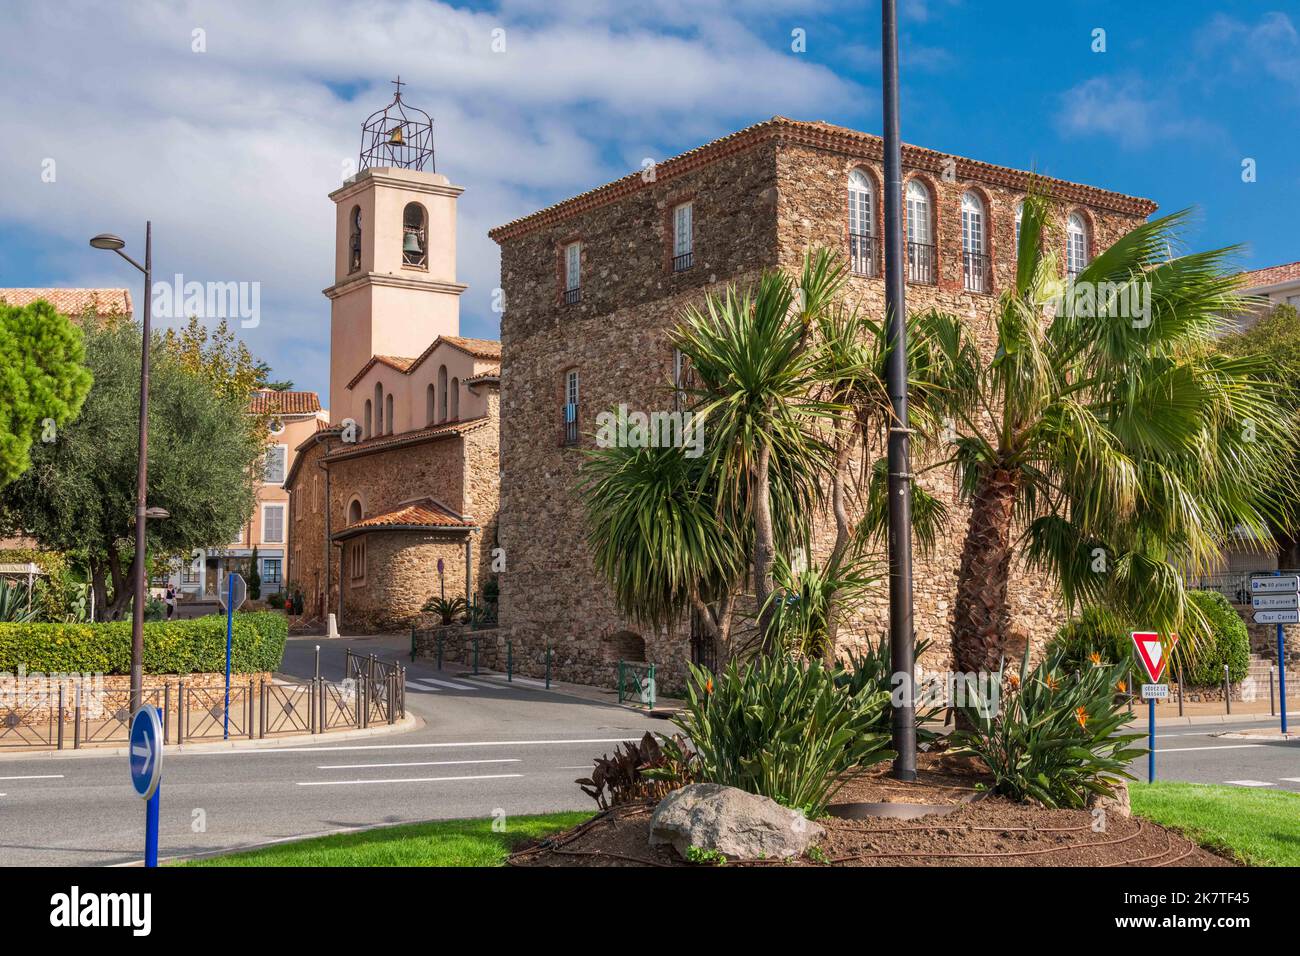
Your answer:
1;0;1296;402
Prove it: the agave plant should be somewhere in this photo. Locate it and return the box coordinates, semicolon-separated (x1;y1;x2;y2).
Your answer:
0;579;37;623
422;595;467;626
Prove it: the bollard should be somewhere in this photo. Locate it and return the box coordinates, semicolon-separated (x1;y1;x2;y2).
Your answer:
473;638;480;675
57;684;65;751
1270;665;1276;717
437;635;444;672
1224;663;1231;715
507;640;513;682
410;627;417;663
314;644;321;682
546;644;552;689
73;683;81;750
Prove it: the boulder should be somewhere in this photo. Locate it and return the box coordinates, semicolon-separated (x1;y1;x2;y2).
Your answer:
1087;779;1131;820
649;783;823;861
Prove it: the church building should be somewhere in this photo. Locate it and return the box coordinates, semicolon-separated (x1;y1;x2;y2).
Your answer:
285;85;500;632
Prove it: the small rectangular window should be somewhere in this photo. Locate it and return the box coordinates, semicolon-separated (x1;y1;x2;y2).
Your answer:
564;242;581;303
673;203;693;271
563;370;580;445
262;558;282;584
262;504;285;544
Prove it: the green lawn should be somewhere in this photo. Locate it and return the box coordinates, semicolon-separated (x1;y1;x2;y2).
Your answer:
179;811;593;867
1130;781;1300;867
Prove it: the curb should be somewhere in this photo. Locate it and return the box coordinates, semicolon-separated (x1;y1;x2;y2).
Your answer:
0;712;422;762
457;669;683;716
1127;711;1287;727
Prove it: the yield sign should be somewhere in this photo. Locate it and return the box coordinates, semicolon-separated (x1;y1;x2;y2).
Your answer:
1131;631;1177;683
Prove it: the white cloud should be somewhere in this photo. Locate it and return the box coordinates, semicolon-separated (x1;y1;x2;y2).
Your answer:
0;0;861;400
1054;75;1212;149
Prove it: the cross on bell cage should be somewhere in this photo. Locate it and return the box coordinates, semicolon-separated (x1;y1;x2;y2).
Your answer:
359;76;435;173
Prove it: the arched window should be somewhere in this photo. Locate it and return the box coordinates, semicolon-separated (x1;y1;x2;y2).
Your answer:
374;383;384;434
1014;200;1025;254
348;498;362;525
437;365;448;423
426;383;436;425
349;206;362;274
402;202;427;267
848;168;877;276
363;399;372;439
384;393;394;434
961;191;988;293
450;377;460;420
1067;212;1090;278
905;179;934;284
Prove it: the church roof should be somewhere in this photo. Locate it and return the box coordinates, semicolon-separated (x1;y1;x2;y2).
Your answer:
345;354;418;390
464;365;500;384
0;287;133;317
248;389;322;415
332;497;474;541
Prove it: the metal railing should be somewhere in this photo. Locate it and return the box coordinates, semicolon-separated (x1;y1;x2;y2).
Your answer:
849;232;879;277
563;286;581;305
672;251;694;272
1186;571;1253;606
617;660;656;710
907;241;936;284
963;250;990;293
562;403;580;446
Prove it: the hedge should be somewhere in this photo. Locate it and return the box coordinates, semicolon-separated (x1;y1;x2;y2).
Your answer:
0;611;287;675
1178;590;1250;686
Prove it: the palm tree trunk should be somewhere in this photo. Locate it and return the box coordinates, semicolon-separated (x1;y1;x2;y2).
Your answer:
952;467;1021;677
753;443;778;653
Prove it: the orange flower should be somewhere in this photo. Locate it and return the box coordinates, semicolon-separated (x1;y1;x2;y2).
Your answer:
1088;651;1102;665
1117;680;1127;694
1044;673;1059;691
705;678;714;695
1075;706;1089;729
1007;672;1021;689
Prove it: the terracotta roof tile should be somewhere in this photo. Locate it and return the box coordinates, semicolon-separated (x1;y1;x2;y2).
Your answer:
345;354;418;390
1239;260;1300;291
489;116;1159;243
465;365;500;383
323;415;492;461
0;288;132;317
248;389;322;415
338;497;474;537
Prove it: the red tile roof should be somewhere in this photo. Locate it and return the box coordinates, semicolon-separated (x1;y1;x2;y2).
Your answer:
248;389;322;415
489;116;1159;243
1239;260;1300;291
464;365;500;384
322;415;492;461
0;288;132;317
335;497;474;539
345;354;417;390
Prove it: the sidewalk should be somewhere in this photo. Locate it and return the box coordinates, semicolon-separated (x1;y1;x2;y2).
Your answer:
433;661;686;717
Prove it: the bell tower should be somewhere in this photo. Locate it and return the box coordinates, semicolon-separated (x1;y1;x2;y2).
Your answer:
324;80;466;413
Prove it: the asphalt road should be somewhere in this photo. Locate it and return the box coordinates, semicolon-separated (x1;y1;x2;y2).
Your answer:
0;635;663;866
1;635;1296;866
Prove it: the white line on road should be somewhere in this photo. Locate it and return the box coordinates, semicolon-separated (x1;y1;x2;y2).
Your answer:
1225;780;1274;787
1156;744;1265;753
297;773;523;787
181;737;644;756
1280;778;1300;783
315;758;520;770
404;681;438;692
0;774;65;781
415;677;477;691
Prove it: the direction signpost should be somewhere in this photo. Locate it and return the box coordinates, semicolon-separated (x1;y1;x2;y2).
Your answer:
1251;573;1294;734
219;572;247;740
128;705;163;867
1131;631;1176;782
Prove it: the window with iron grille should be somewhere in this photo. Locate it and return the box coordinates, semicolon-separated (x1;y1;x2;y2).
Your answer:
848;169;878;277
905;180;935;284
1067;213;1089;278
563;370;580;445
961;191;989;293
564;241;581;302
673;202;693;272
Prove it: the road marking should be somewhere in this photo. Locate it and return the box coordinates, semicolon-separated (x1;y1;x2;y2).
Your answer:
0;774;65;781
297;773;523;787
181;737;645;756
415;677;477;691
1225;779;1274;787
1157;744;1266;753
315;758;520;770
404;681;438;693
1280;777;1300;783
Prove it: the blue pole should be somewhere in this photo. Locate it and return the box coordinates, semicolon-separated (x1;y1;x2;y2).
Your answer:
224;575;233;740
1148;697;1156;782
1280;622;1289;735
145;786;159;867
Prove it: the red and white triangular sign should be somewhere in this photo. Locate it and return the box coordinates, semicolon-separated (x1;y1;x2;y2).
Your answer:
1131;631;1176;683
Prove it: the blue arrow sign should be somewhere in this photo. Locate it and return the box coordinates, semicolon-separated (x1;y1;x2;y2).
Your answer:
128;705;163;867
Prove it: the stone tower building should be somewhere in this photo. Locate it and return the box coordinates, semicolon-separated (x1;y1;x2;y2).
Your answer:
286;86;501;632
490;116;1157;691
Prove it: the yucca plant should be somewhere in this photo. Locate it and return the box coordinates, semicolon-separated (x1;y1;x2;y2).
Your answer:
0;579;38;623
951;650;1145;808
673;656;893;817
835;634;944;737
763;545;880;661
422;595;466;626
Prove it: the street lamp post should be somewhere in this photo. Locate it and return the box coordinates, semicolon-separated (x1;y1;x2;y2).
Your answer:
90;224;152;713
880;0;918;781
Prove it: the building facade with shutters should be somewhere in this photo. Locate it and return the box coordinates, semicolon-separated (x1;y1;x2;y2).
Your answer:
490;116;1157;690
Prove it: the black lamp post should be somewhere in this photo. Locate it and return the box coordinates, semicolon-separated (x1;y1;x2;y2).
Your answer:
880;0;918;781
89;224;152;713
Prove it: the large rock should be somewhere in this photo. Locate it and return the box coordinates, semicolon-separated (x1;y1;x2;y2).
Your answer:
649;783;824;861
1087;779;1131;820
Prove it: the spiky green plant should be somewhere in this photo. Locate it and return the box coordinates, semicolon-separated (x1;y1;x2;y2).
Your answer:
0;579;37;623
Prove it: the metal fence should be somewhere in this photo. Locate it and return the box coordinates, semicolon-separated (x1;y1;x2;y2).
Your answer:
0;652;407;751
617;660;656;710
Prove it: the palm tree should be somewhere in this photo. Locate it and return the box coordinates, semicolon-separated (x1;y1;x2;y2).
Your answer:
921;194;1294;674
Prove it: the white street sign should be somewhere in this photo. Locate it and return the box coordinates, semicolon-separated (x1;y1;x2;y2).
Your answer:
1253;609;1300;625
1252;593;1300;610
1250;576;1300;593
1141;684;1169;700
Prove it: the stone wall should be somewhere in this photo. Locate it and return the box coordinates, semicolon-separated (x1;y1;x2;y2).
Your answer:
495;120;1154;689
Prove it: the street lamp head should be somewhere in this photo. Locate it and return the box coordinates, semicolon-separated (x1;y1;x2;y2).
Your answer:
144;507;170;520
89;233;126;251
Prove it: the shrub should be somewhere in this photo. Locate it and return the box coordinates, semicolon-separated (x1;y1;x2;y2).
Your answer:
422;595;466;626
576;731;697;809
247;547;262;601
835;634;943;737
672;657;893;817
1177;590;1249;686
1047;605;1135;672
0;612;286;675
952;651;1145;809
